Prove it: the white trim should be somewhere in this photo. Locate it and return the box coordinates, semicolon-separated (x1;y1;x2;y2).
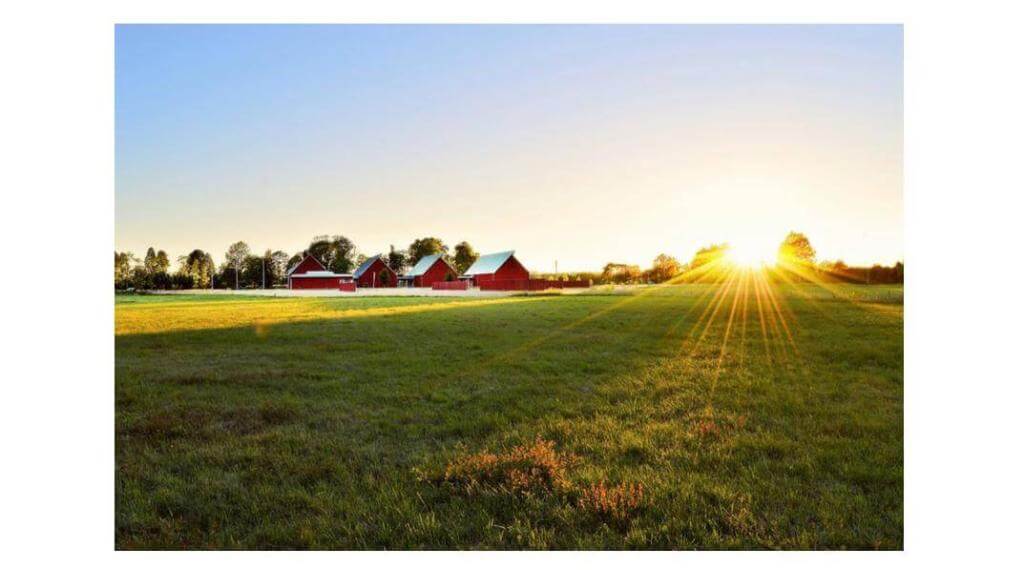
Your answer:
286;252;327;276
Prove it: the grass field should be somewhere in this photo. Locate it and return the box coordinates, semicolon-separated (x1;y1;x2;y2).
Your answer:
115;283;903;549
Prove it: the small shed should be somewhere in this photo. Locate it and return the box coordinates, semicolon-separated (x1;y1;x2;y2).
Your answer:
402;254;459;288
287;253;354;289
353;254;398;288
461;250;529;286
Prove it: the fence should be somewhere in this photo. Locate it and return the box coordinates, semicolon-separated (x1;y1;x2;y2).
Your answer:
432;281;469;291
479;279;592;291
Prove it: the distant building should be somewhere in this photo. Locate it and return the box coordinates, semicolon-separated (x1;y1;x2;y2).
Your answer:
353;254;398;288
286;253;353;289
399;253;459;288
460;250;529;286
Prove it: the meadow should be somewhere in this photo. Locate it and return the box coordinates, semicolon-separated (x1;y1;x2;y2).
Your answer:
115;283;903;549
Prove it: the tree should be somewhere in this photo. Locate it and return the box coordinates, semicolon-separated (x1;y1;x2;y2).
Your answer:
143;247;159;274
225;241;251;289
649;254;682;283
601;263;642;284
155;250;170;273
130;266;152;290
308;235;357;273
777;231;816;265
408;237;448;266
239;255;267;288
114;251;137;289
387;245;409;275
267;250;290;286
177;249;214;289
452;241;479;274
142;247;171;289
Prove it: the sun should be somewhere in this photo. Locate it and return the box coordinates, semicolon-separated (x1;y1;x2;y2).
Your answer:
725;240;776;268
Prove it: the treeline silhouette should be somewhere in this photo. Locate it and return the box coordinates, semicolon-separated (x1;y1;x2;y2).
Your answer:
114;235;480;290
114;231;902;290
538;232;903;286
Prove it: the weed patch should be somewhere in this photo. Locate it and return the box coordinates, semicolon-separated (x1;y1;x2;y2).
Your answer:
437;438;574;496
577;481;646;523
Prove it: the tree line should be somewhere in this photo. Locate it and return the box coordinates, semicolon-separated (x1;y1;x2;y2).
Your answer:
536;232;904;286
115;231;903;291
114;235;482;290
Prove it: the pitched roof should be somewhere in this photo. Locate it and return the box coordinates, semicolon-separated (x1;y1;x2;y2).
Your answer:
286;253;326;276
463;250;515;276
353;255;392;279
406;253;454;277
292;270;352;278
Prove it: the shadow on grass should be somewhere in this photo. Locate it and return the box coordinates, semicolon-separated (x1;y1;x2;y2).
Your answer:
116;286;903;549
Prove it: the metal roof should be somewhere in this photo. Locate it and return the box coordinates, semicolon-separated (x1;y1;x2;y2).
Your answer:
352;255;383;279
406;253;449;277
463;250;515;276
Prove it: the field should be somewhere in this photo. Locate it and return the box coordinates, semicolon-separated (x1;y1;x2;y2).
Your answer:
115;283;903;549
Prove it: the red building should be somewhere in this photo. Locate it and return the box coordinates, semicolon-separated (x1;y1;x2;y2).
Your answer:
400;253;459;288
461;250;530;286
353;254;398;288
286;253;354;289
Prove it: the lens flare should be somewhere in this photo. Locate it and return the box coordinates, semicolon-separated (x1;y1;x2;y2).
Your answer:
725;240;776;268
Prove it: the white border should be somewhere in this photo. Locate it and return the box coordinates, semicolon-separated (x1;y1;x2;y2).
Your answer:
4;1;1024;568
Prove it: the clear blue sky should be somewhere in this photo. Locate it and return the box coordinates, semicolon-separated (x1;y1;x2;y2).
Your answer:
116;25;902;272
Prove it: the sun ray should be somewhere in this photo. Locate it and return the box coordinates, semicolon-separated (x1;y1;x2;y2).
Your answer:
751;268;773;364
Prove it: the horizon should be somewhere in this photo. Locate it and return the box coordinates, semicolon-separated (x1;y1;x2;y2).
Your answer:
115;24;903;273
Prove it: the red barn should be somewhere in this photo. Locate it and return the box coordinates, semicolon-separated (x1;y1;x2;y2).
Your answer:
353;254;398;288
400;253;459;288
286;253;354;289
461;250;530;286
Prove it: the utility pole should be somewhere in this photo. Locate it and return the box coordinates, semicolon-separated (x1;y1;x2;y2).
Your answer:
554;260;558;274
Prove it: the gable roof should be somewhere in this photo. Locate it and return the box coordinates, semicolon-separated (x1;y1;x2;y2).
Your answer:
406;253;455;277
353;255;392;279
286;253;326;276
463;250;516;276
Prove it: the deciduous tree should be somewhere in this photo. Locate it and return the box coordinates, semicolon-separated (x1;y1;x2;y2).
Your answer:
777;231;816;265
648;254;681;283
452;241;479;274
387;245;409;274
408;237;448;266
308;235;357;273
225;241;251;289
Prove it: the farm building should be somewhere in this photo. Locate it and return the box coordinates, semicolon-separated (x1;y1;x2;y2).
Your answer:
353;254;398;288
399;253;459;288
287;253;354;289
460;250;530;286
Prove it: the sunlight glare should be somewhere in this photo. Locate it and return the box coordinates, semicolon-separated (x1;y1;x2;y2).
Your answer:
726;240;776;268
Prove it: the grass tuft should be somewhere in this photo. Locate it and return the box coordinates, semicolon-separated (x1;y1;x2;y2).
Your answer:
438;438;574;497
577;481;646;523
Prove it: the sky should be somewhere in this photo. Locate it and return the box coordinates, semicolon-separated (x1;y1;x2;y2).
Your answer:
116;25;902;272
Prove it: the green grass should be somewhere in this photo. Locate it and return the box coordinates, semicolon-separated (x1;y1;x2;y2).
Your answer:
115;284;903;549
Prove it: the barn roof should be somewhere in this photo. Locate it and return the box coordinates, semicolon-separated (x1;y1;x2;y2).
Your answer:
463;250;515;276
286;253;326;276
353;255;387;279
292;270;352;278
406;253;454;277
